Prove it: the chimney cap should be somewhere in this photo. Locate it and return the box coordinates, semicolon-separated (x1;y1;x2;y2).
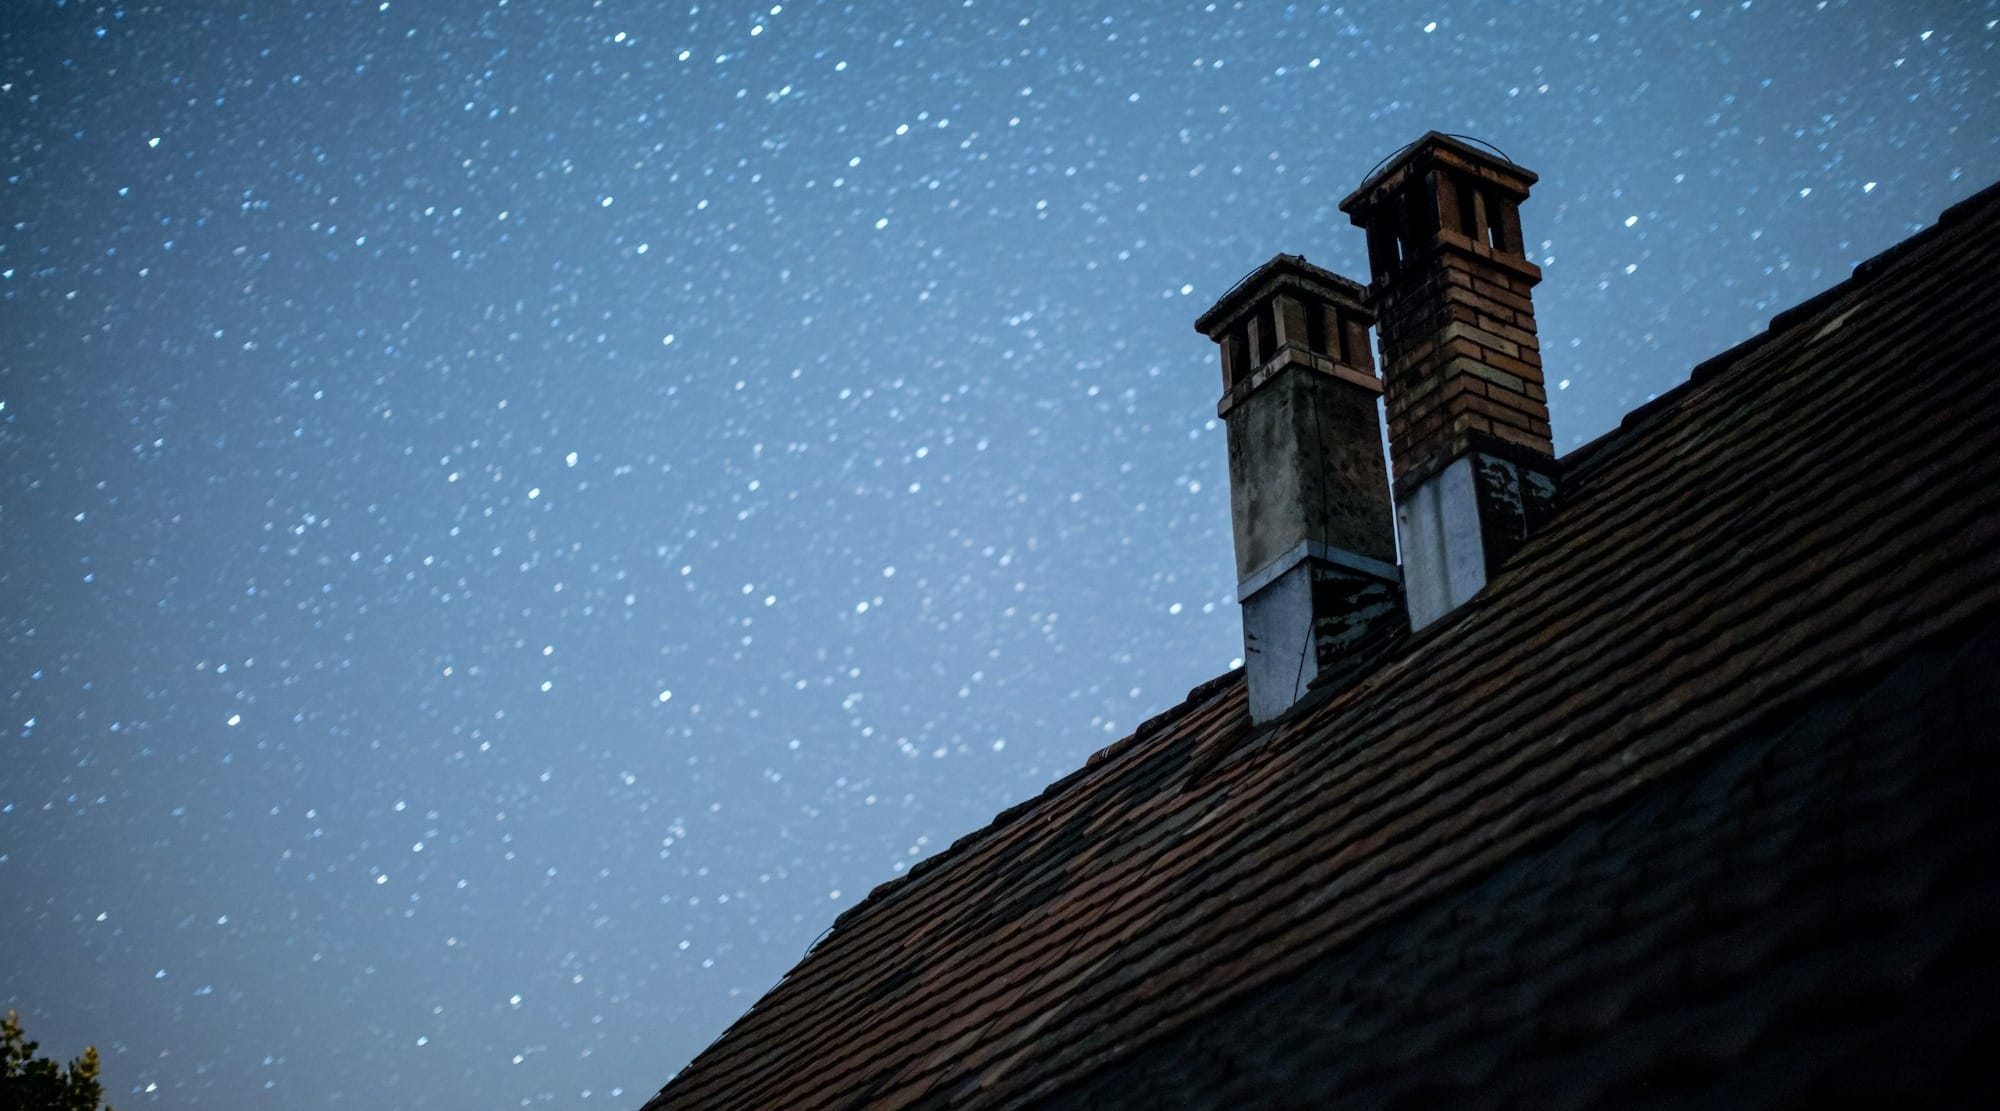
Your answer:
1193;253;1370;338
1338;131;1538;220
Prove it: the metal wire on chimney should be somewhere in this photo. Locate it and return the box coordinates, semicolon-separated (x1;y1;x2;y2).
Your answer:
1292;373;1337;703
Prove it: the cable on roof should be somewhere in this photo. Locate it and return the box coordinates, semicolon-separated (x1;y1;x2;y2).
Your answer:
1210;256;1299;323
1360;132;1517;184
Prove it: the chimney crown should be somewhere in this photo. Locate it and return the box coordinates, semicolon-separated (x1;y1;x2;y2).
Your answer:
1339;132;1539;285
1194;254;1382;421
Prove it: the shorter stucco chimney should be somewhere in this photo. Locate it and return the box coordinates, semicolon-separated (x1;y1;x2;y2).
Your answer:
1339;133;1559;631
1195;256;1400;723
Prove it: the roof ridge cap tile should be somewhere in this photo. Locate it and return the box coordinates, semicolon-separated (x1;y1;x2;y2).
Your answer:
1936;174;2000;229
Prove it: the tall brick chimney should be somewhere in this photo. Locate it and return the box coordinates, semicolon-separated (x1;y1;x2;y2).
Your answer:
1195;255;1400;723
1339;133;1558;630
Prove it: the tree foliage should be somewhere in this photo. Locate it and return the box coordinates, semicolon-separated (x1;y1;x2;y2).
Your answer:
0;1012;110;1111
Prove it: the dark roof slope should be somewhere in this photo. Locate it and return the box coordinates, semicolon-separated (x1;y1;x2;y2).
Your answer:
642;181;2000;1110
1050;615;2000;1109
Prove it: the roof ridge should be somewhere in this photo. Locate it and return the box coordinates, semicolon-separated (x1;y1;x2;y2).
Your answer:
819;668;1244;940
1557;176;2000;485
1547;216;1996;550
660;671;1247;1100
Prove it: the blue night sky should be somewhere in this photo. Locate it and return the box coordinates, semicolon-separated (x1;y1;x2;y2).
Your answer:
3;1;1994;1107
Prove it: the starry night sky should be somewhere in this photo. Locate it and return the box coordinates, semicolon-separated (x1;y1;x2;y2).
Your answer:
3;1;1994;1107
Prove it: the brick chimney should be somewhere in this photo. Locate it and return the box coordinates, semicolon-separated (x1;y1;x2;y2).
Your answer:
1195;255;1400;723
1338;133;1558;631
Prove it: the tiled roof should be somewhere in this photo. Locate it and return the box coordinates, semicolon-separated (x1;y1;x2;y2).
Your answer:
1047;617;2000;1108
641;180;2000;1110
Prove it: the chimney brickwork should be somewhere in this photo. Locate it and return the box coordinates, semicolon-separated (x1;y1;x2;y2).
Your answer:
1196;256;1400;723
1340;133;1560;630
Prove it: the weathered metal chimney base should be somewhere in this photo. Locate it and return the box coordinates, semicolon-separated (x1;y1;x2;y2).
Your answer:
1398;449;1557;630
1241;552;1399;723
